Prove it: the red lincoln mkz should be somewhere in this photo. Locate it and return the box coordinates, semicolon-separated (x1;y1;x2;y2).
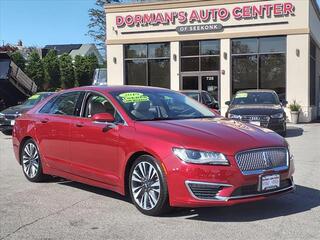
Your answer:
12;86;295;216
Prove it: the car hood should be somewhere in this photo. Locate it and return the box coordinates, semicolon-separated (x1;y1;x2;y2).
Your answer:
228;105;283;115
0;105;32;115
135;118;286;155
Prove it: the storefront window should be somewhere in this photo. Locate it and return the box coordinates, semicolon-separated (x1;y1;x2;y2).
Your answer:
232;36;286;100
124;43;170;88
232;55;258;92
232;38;258;54
310;40;317;106
181;40;220;72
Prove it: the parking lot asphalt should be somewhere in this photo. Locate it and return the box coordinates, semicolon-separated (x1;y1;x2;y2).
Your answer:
0;124;320;240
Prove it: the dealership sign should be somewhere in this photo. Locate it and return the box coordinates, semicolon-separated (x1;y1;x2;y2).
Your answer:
115;2;295;28
176;24;223;34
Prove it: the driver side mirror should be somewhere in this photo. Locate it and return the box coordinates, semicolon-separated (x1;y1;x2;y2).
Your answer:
281;100;288;106
225;101;231;106
92;113;115;123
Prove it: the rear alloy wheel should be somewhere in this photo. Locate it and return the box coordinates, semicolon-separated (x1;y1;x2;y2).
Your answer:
21;139;47;182
129;155;170;216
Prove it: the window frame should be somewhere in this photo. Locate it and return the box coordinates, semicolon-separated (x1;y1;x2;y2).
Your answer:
231;36;287;100
180;40;221;73
80;90;126;125
124;42;171;88
38;91;84;117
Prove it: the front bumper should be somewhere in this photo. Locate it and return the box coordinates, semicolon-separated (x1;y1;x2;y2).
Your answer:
165;154;295;207
266;118;286;133
0;118;14;132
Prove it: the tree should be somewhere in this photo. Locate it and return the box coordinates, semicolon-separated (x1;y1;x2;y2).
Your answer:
59;53;75;89
85;54;99;81
25;51;45;91
74;54;99;86
74;55;87;87
43;50;61;90
10;51;26;71
87;0;120;51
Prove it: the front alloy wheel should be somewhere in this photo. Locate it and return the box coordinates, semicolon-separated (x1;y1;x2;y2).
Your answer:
21;139;47;182
129;155;169;216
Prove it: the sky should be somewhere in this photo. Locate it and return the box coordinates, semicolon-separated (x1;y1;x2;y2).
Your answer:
0;0;320;48
0;0;96;47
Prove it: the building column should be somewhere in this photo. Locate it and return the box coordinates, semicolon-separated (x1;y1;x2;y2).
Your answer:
170;42;180;91
286;34;310;122
316;44;320;119
107;44;124;86
220;38;231;117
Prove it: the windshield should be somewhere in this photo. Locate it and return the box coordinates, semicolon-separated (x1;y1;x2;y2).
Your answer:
183;92;200;101
111;90;215;121
231;92;280;105
22;93;50;107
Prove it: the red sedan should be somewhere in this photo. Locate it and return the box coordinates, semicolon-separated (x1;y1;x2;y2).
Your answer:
12;86;295;216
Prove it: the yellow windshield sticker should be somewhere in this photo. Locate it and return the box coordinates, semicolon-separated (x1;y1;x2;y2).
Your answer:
28;94;40;100
119;92;150;103
235;93;248;98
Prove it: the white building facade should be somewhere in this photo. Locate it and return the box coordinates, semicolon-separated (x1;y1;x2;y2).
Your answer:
105;0;320;122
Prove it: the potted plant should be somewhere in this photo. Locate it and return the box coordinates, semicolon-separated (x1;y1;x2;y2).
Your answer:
289;100;301;124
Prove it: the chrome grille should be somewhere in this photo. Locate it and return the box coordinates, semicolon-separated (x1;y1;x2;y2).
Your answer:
241;115;270;127
235;148;289;175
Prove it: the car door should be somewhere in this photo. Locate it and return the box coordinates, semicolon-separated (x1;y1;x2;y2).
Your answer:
35;91;83;172
69;92;122;186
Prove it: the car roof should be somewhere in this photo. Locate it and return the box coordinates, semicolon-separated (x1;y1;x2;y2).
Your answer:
61;85;175;94
236;89;277;94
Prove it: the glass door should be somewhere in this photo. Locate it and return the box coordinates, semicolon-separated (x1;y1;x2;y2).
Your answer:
201;75;219;102
181;73;219;103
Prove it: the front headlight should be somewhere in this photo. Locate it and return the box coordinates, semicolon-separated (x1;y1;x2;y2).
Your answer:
0;113;4;119
271;112;284;119
173;148;229;165
228;113;241;120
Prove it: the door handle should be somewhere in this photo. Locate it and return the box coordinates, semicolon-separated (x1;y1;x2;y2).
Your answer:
76;122;84;128
40;118;49;124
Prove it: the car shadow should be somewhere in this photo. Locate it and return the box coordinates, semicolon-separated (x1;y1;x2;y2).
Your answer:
164;185;320;222
285;126;304;138
52;179;319;221
56;179;131;203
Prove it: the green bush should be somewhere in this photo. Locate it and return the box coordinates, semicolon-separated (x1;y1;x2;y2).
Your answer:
289;100;301;112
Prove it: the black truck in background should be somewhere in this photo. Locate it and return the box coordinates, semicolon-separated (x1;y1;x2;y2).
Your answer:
0;52;37;110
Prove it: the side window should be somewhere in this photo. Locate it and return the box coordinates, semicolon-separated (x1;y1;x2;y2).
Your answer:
39;96;58;114
84;94;114;118
84;93;124;123
49;92;81;116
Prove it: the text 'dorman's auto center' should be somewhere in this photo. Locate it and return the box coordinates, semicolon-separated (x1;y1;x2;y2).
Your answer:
105;0;320;122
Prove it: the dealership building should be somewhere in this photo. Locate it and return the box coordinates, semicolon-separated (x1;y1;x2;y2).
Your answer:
105;0;320;122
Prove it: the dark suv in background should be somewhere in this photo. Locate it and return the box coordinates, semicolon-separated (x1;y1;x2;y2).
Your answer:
225;90;287;136
0;92;53;135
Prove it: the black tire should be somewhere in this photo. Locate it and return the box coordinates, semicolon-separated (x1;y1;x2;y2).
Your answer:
20;139;48;182
280;131;287;137
129;155;170;216
280;123;287;137
2;130;12;136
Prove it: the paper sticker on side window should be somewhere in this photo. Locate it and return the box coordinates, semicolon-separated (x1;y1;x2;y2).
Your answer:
119;92;150;103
